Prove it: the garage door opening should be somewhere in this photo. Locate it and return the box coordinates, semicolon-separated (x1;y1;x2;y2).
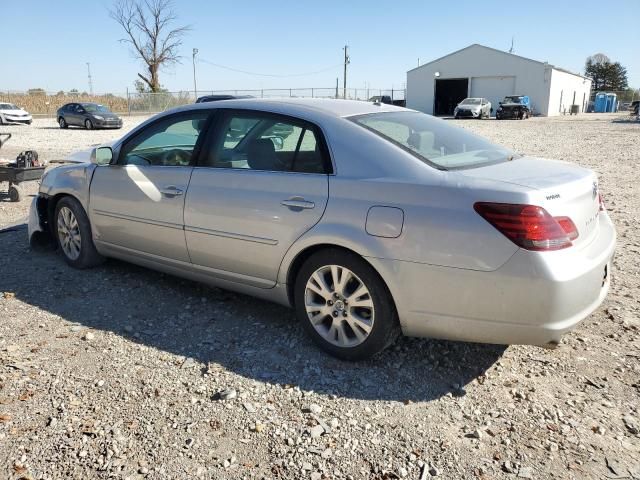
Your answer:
434;78;468;116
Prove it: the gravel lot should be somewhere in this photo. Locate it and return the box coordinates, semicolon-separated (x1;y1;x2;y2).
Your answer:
0;113;638;480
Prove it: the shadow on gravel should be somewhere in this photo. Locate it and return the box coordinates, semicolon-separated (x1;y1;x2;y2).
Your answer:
611;117;640;124
0;224;505;402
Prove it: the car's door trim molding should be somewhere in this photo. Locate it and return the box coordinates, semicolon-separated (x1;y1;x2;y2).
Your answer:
184;225;278;245
92;209;183;230
96;239;276;289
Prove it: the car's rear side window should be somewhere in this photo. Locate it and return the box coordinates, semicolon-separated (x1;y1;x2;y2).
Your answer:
201;110;332;174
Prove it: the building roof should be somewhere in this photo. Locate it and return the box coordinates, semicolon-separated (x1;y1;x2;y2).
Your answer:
408;44;590;81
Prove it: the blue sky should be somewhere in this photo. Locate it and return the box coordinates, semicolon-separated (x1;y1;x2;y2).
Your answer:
3;0;639;94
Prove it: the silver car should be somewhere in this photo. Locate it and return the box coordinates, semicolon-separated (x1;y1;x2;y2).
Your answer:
29;99;616;360
454;97;492;119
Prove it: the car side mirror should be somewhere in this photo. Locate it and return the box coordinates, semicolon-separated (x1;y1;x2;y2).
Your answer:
91;146;113;165
270;136;284;151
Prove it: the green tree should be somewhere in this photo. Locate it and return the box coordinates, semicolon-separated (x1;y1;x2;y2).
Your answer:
585;54;629;91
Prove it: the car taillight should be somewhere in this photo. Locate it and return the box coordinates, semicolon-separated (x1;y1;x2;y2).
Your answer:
598;193;605;212
474;202;579;251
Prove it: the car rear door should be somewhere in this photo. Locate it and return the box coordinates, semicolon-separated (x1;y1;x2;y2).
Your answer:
183;109;331;288
65;104;79;125
89;110;212;263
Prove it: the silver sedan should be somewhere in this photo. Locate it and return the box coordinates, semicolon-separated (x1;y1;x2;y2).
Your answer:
29;99;616;360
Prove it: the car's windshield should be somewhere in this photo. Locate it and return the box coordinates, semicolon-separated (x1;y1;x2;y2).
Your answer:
460;98;481;105
0;103;18;110
351;111;515;170
504;96;523;103
82;103;110;113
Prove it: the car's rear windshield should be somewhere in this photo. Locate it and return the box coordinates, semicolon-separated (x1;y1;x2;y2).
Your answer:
82;103;110;113
350;111;515;170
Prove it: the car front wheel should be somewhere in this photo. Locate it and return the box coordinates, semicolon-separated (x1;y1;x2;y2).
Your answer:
58;117;68;129
85;119;93;130
294;249;399;360
54;197;104;269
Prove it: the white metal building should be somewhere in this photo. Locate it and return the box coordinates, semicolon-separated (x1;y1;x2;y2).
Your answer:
407;44;592;117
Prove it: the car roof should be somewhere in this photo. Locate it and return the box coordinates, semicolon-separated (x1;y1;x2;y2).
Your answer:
174;97;410;119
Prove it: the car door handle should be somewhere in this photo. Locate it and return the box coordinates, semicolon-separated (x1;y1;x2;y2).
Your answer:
160;186;184;197
281;197;315;210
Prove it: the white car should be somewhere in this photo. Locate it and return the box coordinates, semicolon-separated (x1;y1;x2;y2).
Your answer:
454;98;491;119
0;103;33;125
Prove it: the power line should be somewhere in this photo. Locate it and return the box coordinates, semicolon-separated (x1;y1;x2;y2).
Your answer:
196;58;342;78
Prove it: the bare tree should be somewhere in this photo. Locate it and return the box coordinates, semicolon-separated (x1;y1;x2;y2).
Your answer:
588;53;610;65
110;0;190;92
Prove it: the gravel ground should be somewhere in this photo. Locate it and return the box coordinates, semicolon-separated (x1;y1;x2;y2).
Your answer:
0;113;638;480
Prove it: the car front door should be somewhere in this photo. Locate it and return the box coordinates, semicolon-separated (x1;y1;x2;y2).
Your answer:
184;110;331;288
89;110;211;263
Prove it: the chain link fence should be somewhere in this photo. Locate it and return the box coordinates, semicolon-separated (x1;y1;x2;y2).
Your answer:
1;87;407;116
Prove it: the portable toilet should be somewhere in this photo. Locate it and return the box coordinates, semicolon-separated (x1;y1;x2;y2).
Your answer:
606;93;617;112
594;92;608;112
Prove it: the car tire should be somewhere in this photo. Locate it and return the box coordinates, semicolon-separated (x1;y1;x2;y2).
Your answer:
0;115;4;125
54;196;104;269
294;248;399;361
58;117;68;129
85;119;93;130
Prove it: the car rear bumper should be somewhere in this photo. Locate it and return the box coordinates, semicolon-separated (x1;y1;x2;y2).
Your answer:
367;212;616;347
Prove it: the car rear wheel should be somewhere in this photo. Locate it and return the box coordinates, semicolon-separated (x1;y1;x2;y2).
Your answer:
58;117;68;129
85;119;93;130
55;197;104;269
294;249;399;360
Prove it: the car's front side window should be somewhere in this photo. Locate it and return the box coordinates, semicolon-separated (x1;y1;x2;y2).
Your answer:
119;112;210;167
203;111;330;174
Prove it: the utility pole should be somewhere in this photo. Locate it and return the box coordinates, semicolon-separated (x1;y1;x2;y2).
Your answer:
343;45;350;99
86;62;93;95
335;77;339;98
192;48;199;99
508;37;515;54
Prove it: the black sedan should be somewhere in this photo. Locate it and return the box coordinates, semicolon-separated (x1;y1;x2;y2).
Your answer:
57;103;122;130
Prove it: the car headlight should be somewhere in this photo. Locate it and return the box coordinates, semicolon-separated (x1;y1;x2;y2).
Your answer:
93;115;104;121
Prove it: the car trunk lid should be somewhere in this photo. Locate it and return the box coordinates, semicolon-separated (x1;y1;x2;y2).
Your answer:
460;156;601;249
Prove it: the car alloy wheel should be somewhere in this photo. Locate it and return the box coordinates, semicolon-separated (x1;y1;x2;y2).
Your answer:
57;206;82;261
85;119;93;130
59;117;67;128
304;264;375;348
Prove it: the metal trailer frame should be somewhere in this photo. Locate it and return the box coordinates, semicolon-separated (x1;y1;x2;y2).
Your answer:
0;133;44;202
